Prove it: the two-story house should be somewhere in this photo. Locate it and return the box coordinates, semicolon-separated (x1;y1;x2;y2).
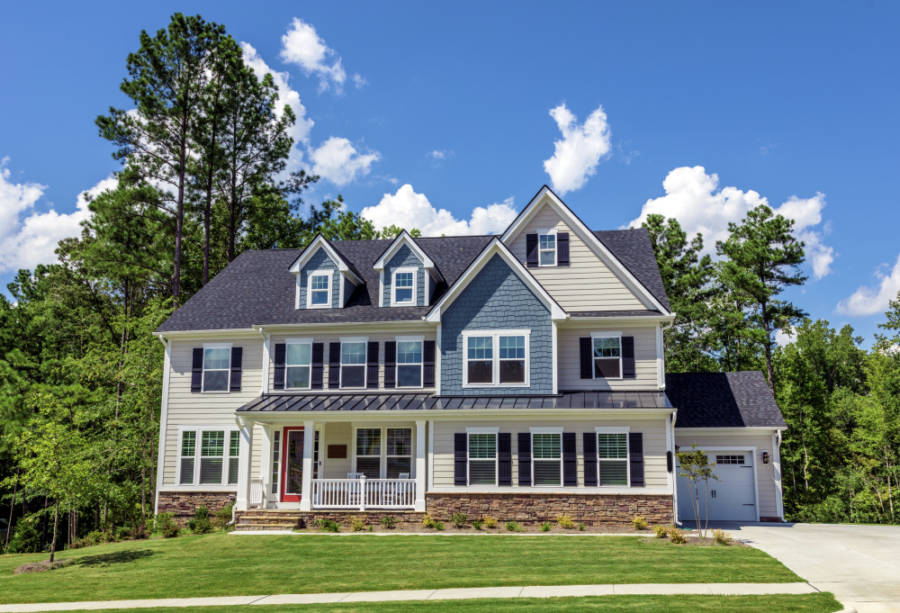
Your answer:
153;186;787;530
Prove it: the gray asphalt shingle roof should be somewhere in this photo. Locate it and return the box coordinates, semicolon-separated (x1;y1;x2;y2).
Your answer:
665;371;787;429
156;228;669;332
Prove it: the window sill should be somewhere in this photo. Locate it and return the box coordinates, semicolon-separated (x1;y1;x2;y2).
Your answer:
306;305;333;310
462;384;530;389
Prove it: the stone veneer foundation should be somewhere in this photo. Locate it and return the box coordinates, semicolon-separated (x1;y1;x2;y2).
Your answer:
426;492;673;525
158;491;236;522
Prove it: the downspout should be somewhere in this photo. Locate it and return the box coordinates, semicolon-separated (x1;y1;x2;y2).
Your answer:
671;410;681;526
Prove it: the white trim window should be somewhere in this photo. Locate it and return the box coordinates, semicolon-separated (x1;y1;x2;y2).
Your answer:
340;340;367;389
591;332;622;380
202;345;231;392
597;428;629;486
354;427;414;479
355;428;381;478
271;430;281;495
392;267;417;306
468;432;497;485
396;339;423;388
539;232;557;266
462;330;531;387
386;428;412;478
178;427;239;486
307;272;332;308
532;432;562;486
285;339;312;390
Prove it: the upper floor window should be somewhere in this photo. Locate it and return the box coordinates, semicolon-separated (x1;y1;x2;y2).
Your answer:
539;233;556;266
307;273;331;308
397;339;423;388
462;330;530;388
286;341;312;389
592;334;622;379
203;346;231;392
392;268;416;306
341;341;367;388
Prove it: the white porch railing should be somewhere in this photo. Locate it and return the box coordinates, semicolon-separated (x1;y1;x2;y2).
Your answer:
312;477;416;510
250;478;264;507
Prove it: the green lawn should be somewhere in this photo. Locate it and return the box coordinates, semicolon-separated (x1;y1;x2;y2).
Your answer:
35;594;844;613
0;533;803;605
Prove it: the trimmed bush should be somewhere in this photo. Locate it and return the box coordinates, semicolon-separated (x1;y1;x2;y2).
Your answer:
556;514;576;529
632;515;649;530
652;525;668;539
482;515;498;529
451;513;467;529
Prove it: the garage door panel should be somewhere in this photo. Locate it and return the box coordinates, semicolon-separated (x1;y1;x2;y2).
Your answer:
677;451;756;522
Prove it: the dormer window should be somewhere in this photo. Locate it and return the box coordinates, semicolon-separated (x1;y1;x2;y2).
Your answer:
539;233;556;266
392;268;416;306
307;273;331;308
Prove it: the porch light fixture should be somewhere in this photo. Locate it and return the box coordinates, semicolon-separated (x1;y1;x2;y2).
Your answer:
762;450;770;464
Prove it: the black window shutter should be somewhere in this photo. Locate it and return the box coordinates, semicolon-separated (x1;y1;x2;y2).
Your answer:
273;343;286;390
191;348;203;393
667;450;673;473
526;233;538;268
384;341;397;389
498;433;512;486
563;432;577;486
229;347;243;392
454;433;467;486
311;343;324;389
629;432;645;487
622;336;636;379
366;342;379;389
518;433;532;486
557;232;570;266
583;432;598;487
423;340;436;387
579;338;593;379
328;342;341;389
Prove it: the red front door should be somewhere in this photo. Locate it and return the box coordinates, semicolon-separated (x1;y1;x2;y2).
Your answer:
281;427;305;502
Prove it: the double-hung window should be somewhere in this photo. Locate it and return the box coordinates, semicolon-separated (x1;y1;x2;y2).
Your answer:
286;340;312;389
468;432;497;485
307;272;331;308
202;346;230;392
397;339;423;388
592;333;622;379
178;427;239;486
392;268;416;306
341;341;367;388
386;428;412;478
356;428;381;478
532;431;562;486
355;427;414;479
539;233;556;266
597;429;629;486
463;330;530;387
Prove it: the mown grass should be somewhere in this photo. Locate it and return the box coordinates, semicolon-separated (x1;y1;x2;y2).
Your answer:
0;533;803;605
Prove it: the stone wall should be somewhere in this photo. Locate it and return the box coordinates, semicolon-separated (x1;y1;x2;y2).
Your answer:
234;510;425;530
426;492;673;525
157;491;236;523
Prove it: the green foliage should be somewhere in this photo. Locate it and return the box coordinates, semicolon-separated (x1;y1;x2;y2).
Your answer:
677;445;720;537
214;503;234;530
154;513;181;538
450;512;467;528
6;518;41;553
577;522;586;531
540;521;552;532
556;514;575;529
315;519;340;533
482;515;498;529
188;507;214;534
432;521;445;531
350;518;366;532
652;525;668;538
631;515;648;530
712;529;732;545
379;516;395;529
666;527;687;544
471;519;483;531
505;521;523;532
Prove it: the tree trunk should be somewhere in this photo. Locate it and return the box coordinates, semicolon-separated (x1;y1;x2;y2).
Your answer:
49;500;60;563
41;496;48;550
228;170;238;263
172;117;188;305
4;468;18;550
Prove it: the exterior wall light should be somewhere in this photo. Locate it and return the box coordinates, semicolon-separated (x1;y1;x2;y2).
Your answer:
762;450;770;464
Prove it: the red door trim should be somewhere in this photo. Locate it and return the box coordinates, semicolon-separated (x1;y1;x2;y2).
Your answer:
280;427;305;502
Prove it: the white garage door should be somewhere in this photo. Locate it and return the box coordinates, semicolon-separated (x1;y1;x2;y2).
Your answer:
677;452;757;522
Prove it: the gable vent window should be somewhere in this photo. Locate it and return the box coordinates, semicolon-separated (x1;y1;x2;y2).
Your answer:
308;273;331;308
539;234;556;266
341;341;367;388
392;268;416;306
202;347;231;392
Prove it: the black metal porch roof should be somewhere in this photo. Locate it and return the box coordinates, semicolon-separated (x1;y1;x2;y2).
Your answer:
236;391;672;413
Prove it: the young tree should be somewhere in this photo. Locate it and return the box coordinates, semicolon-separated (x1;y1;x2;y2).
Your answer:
717;205;807;393
676;445;719;538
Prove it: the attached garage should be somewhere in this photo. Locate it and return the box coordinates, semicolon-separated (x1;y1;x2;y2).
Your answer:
676;450;758;522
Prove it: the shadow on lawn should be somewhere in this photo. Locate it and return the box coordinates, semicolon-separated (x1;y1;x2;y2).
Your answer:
74;549;154;568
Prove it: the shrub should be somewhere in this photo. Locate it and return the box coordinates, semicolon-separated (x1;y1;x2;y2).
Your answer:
652;525;668;539
483;515;498;529
578;522;586;532
471;519;483;531
115;525;133;541
433;521;445;531
631;515;649;530
505;521;523;532
315;519;340;533
188;507;214;534
556;514;576;529
667;527;687;544
422;514;436;529
380;516;396;529
712;529;732;545
350;518;366;532
451;512;467;529
128;525;150;540
540;521;552;532
154;513;180;538
86;530;105;545
214;503;234;530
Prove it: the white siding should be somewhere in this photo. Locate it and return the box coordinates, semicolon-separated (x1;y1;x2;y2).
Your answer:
321;422;353;479
557;324;660;390
508;204;649;312
674;432;780;519
433;418;668;489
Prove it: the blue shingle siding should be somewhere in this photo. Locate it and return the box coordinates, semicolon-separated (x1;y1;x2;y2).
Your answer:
441;254;552;395
297;248;340;309
383;245;425;307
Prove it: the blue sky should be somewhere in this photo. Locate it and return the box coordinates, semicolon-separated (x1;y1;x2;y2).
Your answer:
1;1;898;346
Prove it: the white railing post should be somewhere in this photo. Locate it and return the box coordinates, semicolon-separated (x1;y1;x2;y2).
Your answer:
299;421;314;511
360;475;367;511
415;420;426;512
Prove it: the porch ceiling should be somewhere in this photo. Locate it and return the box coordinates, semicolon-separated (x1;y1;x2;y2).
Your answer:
236;391;672;412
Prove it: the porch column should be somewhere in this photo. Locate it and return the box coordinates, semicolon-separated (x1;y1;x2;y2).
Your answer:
299;421;315;511
258;425;273;507
415;420;426;512
236;417;255;511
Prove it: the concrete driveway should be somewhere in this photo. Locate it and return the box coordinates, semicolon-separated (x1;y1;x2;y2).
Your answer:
698;522;900;612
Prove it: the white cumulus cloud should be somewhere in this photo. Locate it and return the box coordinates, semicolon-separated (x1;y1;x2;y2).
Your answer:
279;18;358;93
836;254;900;317
361;185;517;236
309;137;380;187
626;166;834;279
0;159;115;273
543;103;612;195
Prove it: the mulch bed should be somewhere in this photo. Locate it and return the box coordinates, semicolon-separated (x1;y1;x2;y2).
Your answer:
13;559;73;575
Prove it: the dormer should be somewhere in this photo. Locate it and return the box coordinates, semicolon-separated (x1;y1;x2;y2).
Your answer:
289;235;364;310
373;230;443;307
